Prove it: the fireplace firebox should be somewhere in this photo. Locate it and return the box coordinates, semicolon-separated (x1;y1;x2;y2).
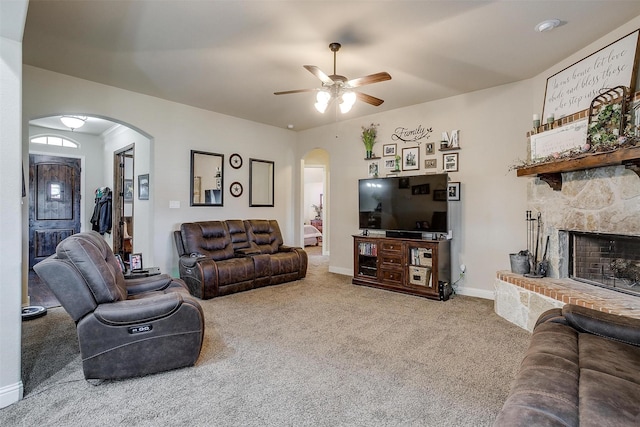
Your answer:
569;231;640;297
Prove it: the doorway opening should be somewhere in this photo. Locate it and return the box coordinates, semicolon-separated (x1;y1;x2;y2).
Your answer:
303;148;329;255
113;144;135;265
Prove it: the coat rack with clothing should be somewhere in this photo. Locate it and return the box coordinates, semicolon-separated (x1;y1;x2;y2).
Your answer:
91;186;112;235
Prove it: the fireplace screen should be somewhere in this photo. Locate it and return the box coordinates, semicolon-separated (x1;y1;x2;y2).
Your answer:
570;232;640;297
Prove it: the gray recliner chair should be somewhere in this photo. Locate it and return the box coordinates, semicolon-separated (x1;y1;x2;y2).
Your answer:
33;231;205;380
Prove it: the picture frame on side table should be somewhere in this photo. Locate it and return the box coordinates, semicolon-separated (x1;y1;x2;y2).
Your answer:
402;147;419;171
443;153;458;172
448;182;461;201
383;144;397;157
129;253;143;271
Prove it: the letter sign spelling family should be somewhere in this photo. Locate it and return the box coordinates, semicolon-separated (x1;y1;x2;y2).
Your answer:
391;124;433;145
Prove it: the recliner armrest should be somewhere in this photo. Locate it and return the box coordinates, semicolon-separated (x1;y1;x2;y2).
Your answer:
125;274;174;294
562;304;640;347
279;245;301;252
94;292;183;325
179;254;209;268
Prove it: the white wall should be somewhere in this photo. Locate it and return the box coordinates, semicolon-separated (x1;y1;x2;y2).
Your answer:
23;66;298;278
0;0;27;409
297;82;531;298
102;125;153;262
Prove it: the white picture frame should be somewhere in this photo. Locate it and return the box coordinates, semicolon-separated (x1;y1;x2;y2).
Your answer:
443;153;458;172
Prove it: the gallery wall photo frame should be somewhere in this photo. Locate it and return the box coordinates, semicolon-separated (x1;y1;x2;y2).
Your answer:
448;182;461;201
368;161;379;177
424;158;437;169
443;152;459;172
138;174;149;200
425;142;434;155
402;147;419;171
383;144;397;157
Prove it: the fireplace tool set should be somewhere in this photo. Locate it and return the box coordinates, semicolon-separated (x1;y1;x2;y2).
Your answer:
522;211;549;278
509;211;551;276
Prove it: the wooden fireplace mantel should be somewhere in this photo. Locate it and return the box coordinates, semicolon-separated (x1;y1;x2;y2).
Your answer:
516;146;640;190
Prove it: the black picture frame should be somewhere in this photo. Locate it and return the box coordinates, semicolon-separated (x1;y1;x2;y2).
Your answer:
129;253;143;271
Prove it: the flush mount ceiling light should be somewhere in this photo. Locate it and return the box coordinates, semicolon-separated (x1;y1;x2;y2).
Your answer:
60;115;87;130
275;42;391;114
535;19;561;33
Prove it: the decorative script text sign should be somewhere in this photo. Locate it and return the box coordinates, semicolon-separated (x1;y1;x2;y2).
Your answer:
543;30;639;120
530;120;588;160
391;125;433;144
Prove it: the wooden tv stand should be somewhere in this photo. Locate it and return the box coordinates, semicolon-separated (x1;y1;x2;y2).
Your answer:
352;235;451;300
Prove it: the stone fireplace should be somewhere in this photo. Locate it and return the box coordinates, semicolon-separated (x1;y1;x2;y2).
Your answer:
495;160;640;331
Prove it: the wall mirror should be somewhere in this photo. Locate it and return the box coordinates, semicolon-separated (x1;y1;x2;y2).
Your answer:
190;150;224;206
249;158;274;207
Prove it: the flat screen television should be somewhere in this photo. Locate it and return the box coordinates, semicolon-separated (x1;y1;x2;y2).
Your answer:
358;173;449;234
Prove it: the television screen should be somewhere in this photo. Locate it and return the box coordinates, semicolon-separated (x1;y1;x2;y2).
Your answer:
358;173;449;233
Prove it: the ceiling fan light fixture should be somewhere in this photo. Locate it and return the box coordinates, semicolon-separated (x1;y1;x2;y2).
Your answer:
60;115;87;130
339;91;356;113
314;90;331;113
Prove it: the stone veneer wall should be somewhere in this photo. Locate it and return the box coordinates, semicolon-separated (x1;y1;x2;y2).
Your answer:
495;271;640;332
528;164;640;279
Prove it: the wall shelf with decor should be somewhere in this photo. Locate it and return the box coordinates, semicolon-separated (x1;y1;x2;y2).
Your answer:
364;156;381;160
439;147;460;152
516;146;640;191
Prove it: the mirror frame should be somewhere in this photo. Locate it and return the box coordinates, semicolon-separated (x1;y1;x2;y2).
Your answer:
190;150;224;207
249;158;274;207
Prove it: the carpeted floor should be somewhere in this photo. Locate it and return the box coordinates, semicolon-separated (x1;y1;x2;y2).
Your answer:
3;247;531;426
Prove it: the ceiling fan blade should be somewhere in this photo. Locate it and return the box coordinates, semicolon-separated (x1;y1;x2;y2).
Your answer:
347;72;391;88
356;92;384;106
303;65;333;84
274;88;317;95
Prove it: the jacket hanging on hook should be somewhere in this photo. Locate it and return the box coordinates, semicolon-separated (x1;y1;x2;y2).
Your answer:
91;187;112;234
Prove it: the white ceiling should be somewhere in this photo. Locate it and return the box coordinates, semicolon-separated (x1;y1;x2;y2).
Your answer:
22;1;640;131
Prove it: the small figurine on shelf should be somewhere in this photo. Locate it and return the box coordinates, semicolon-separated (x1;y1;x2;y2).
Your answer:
394;154;401;172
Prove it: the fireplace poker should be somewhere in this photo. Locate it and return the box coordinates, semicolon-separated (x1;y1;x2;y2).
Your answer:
538;236;550;277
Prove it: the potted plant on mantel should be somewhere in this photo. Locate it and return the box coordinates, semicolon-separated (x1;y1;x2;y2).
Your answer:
361;123;379;159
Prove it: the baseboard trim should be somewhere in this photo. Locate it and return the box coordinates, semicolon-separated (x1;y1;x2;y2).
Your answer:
329;266;352;276
456;287;494;300
0;381;23;409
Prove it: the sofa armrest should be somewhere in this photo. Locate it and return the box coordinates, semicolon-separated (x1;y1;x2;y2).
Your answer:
125;273;174;294
235;248;261;256
179;253;208;268
279;245;302;252
562;304;640;347
534;308;566;330
93;292;183;325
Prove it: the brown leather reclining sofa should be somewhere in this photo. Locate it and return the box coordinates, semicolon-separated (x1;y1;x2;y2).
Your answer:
174;219;308;299
494;304;640;426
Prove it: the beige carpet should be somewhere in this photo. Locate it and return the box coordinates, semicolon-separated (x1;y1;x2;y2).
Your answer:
3;247;530;426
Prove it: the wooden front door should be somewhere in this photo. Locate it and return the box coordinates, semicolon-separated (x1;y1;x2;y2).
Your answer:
29;154;81;268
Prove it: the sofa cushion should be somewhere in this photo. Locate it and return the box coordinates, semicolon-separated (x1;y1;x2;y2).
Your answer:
181;221;234;261
245;219;282;254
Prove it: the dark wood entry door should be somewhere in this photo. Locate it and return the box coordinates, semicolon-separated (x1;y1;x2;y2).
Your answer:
29;154;81;268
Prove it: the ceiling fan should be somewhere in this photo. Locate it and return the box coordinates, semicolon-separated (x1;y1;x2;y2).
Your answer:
274;42;391;113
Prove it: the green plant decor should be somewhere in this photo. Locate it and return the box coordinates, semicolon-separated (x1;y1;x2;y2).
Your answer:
361;123;379;155
587;103;631;149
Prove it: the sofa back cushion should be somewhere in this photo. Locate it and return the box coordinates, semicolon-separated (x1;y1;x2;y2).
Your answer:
245;219;283;254
55;231;128;303
225;219;254;251
180;221;234;261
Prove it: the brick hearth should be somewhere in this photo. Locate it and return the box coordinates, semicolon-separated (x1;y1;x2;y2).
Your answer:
494;271;640;331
